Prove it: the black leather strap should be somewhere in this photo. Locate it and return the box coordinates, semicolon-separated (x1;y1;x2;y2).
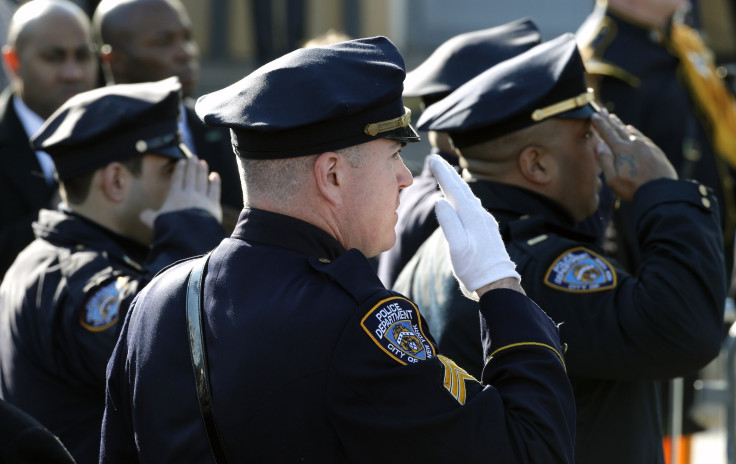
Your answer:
186;252;231;464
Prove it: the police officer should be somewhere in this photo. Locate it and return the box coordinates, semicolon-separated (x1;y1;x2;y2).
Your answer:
576;1;736;454
577;0;736;278
93;0;242;233
100;37;575;463
394;34;725;464
0;77;225;463
376;18;542;288
0;0;98;282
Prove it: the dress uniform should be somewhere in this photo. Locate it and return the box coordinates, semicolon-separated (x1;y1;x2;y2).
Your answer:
576;1;736;277
100;36;576;463
577;2;736;449
0;78;225;463
377;18;542;288
0;399;75;464
394;34;726;464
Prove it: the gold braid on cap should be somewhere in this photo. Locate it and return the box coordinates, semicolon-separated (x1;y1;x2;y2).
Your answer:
364;107;412;136
531;88;598;122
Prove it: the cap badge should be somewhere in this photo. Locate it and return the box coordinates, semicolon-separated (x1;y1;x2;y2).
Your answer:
364;108;412;136
531;88;597;122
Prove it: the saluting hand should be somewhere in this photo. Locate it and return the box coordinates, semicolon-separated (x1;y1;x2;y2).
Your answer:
592;110;677;202
140;157;223;227
429;154;523;300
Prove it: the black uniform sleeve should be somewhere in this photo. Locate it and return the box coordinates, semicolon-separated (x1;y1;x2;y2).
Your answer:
528;179;725;380
328;288;575;463
0;399;75;464
145;208;225;275
65;208;225;388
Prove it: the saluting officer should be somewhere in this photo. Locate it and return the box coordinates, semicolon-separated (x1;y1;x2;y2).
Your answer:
377;18;542;288
576;0;736;451
394;34;726;464
100;36;575;463
0;77;225;463
577;0;736;277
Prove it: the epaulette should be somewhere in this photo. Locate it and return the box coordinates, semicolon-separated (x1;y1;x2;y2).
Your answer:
584;59;641;88
308;249;387;304
578;13;641;88
506;215;548;246
506;214;600;256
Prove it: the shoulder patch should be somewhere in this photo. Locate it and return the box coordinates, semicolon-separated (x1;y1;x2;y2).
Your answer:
80;276;129;332
544;247;617;293
361;296;436;365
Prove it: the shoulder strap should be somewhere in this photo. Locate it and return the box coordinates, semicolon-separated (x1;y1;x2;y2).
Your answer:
186;252;232;464
308;249;385;303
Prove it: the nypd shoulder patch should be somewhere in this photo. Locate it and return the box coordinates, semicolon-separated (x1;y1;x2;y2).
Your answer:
361;296;436;365
80;277;128;332
544;246;617;292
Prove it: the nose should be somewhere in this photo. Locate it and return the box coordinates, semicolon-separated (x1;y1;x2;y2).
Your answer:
59;57;85;81
594;132;610;157
175;38;199;62
398;160;413;190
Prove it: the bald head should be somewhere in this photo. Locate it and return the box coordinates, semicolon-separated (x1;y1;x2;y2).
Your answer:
8;0;89;53
94;0;151;48
2;0;97;119
93;0;199;97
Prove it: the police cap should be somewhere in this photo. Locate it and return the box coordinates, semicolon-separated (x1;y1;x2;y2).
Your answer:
404;18;542;107
32;77;190;181
195;36;420;159
416;34;599;149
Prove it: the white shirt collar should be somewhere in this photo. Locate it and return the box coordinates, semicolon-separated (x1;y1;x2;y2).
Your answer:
13;95;56;184
179;101;195;153
13;94;44;139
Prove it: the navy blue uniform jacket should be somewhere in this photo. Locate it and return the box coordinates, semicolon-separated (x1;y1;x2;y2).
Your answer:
0;208;224;463
100;207;575;463
0;398;75;463
394;179;726;464
577;6;736;275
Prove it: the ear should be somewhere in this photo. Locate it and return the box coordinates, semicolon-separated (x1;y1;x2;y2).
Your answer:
99;44;113;64
101;45;125;84
313;151;344;206
99;162;131;203
2;46;19;76
517;145;554;185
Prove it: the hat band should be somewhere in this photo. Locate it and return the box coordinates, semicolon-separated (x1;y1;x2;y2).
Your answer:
531;88;595;121
135;133;188;156
364;108;412;136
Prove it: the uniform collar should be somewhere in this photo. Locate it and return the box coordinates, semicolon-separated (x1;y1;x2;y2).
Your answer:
33;208;150;267
604;5;672;46
232;207;346;261
467;180;595;240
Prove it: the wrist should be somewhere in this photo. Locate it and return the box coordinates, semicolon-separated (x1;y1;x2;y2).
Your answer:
476;277;525;298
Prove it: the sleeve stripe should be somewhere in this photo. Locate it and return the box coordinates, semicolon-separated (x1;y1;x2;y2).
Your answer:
487;342;567;371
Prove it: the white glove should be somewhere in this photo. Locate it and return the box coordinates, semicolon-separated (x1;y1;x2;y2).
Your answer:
429;154;520;300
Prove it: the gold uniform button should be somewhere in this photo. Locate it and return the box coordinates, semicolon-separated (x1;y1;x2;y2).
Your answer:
698;184;708;196
702;197;711;209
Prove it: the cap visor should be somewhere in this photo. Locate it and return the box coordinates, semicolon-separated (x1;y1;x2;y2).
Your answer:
382;124;421;143
149;143;190;159
556;103;598;120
